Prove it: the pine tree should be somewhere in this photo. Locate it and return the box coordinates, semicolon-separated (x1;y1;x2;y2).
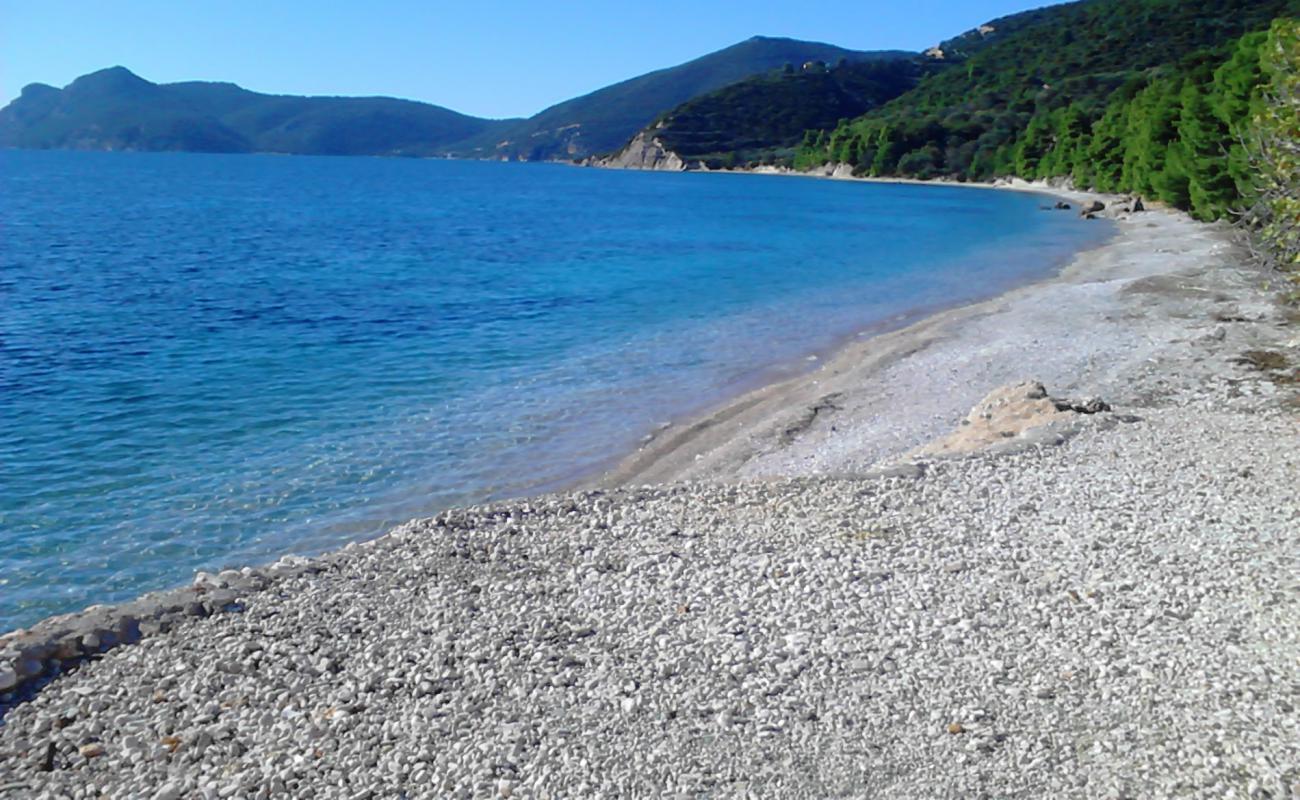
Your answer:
846;136;864;166
1211;32;1268;197
870;126;901;176
1087;102;1128;191
1177;81;1236;219
1013;113;1053;176
1124;78;1182;197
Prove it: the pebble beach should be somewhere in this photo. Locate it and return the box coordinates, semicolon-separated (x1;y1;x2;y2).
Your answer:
1;187;1297;799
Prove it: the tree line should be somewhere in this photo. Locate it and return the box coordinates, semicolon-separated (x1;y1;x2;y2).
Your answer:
793;17;1298;275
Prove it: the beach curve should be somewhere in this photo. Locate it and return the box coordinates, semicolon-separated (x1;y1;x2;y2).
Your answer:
1;180;1297;798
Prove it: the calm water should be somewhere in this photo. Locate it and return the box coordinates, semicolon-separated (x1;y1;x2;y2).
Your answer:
0;151;1111;629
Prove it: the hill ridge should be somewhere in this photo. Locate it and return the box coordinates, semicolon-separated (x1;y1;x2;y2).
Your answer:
0;38;913;160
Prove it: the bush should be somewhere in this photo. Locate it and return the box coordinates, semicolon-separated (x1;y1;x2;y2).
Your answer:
1244;19;1300;281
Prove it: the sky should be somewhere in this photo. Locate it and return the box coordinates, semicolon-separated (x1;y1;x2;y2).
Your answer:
1;1;1073;119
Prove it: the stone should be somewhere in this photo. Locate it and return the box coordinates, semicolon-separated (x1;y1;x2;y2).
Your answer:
54;637;83;659
38;742;56;772
1073;397;1111;414
151;784;183;800
79;743;106;759
913;381;1091;457
596;132;688;171
15;657;44;678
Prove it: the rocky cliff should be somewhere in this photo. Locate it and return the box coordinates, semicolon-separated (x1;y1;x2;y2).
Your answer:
591;130;689;171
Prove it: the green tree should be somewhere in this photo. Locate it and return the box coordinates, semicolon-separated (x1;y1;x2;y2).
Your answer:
845;135;864;166
897;145;943;178
1245;18;1300;275
1176;81;1236;219
1211;32;1268;196
1013;113;1053;176
1086;102;1127;191
870;126;901;175
1123;77;1181;197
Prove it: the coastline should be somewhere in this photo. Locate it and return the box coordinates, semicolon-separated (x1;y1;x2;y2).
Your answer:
594;175;1134;488
0;169;1110;634
0;174;1272;657
2;173;1297;797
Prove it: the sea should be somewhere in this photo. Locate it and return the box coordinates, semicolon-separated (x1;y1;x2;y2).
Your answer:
0;150;1112;630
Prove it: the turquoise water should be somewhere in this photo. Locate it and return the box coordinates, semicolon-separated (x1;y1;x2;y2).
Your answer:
0;151;1110;629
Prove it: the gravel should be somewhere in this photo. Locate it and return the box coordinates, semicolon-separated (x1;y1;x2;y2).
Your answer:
1;201;1297;798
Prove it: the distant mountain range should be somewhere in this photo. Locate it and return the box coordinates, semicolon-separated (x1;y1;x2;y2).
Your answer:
0;66;515;156
0;37;910;160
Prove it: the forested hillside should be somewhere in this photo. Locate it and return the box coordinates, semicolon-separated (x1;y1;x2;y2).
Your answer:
786;0;1298;271
1;38;909;162
447;37;912;161
618;59;933;168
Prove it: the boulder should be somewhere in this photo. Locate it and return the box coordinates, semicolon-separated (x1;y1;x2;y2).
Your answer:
1053;201;1071;210
1133;196;1145;212
1080;200;1105;216
911;381;1112;458
593;131;687;171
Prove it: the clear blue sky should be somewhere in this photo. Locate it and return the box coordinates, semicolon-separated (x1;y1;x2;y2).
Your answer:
1;1;1072;119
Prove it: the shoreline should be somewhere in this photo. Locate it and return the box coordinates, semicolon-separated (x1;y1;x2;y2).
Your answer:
0;174;1244;649
0;170;1110;637
2;171;1297;797
594;174;1131;488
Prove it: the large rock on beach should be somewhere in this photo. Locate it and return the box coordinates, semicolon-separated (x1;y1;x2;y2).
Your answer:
912;380;1110;458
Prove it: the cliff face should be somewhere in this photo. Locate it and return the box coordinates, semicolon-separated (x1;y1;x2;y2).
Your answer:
594;131;688;171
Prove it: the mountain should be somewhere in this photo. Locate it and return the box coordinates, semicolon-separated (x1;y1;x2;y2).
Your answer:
0;66;518;156
599;0;1296;178
920;3;1061;61
586;0;1297;241
0;38;912;160
447;37;914;161
594;57;935;169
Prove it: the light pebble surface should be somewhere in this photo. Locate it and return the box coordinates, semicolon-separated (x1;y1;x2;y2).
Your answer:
2;188;1298;799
